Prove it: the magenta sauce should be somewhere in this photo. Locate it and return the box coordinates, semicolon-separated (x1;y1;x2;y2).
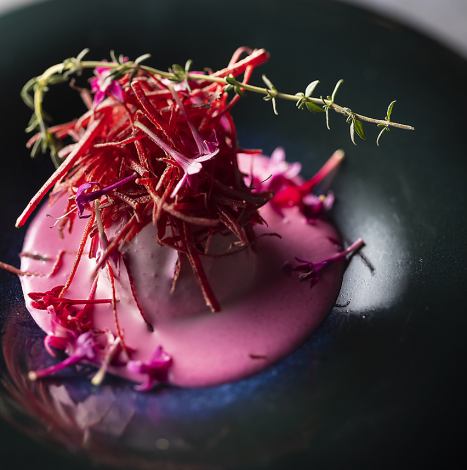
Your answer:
20;155;345;388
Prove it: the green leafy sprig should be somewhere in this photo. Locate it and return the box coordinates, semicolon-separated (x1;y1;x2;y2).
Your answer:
21;49;414;161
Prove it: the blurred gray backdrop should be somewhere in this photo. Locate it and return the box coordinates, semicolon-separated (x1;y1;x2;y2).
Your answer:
1;0;466;58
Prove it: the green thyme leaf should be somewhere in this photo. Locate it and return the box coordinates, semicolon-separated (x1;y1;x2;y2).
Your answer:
353;118;366;140
305;101;324;113
134;53;151;65
386;100;396;121
331;79;344;102
305;80;319;98
376;126;389;146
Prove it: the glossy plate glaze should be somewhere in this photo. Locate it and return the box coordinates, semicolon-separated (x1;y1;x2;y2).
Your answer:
1;0;467;469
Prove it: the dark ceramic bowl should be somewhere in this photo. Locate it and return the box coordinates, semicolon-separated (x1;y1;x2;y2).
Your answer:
1;1;466;469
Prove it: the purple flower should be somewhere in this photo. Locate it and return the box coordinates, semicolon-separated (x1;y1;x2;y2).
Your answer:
135;121;219;198
245;147;301;193
75;182;99;218
286;238;364;288
90;67;124;107
128;346;172;392
302;191;335;219
43;317;77;357
265;147;302;192
75;173;137;218
243;148;339;219
28;331;107;382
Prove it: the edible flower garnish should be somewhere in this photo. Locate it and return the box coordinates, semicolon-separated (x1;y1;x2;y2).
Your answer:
90;66;124;106
128;346;172;392
28;330;108;381
286;238;365;287
134;121;219;197
254;147;302;193
28;283;111;333
247;148;341;219
75;173;137;218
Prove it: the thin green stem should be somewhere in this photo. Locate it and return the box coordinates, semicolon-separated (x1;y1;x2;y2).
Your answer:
87;62;415;131
26;55;414;155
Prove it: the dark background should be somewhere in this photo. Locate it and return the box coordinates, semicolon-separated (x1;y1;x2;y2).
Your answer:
0;0;466;469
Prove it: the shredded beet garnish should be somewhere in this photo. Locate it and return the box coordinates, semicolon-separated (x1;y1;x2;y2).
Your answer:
16;118;105;228
0;260;41;277
47;249;65;277
59;211;95;297
122;255;154;332
15;50;278;316
19;251;51;261
28;286;112;310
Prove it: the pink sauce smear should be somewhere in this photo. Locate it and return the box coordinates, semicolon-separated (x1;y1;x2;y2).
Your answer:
20;155;345;388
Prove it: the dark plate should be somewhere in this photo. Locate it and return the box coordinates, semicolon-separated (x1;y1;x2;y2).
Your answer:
1;0;466;469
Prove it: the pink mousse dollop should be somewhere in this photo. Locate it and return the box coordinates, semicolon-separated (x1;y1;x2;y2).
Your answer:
19;155;345;388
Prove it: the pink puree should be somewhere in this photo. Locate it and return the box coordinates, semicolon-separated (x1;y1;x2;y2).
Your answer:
19;158;345;388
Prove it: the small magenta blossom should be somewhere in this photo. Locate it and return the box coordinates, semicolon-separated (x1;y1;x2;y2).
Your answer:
286;238;364;287
264;147;302;192
43;317;77;357
246;148;342;219
135;121;219;198
75;182;99;218
245;147;301;193
90;67;124;107
302;192;335;219
128;346;172;392
28;330;107;381
75;173;137;218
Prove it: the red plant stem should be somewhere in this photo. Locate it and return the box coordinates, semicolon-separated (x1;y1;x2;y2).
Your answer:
181;222;220;312
154;170;175;224
48;298;112;305
218;207;248;245
19;252;51;261
84;173;138;202
80;273;100;322
16;119;103;228
131;81;170;139
170;255;182;294
94;134;142;149
301;238;365;270
26;119;78;148
107;262;127;349
59;211;95;298
92;214;137;274
134;139;152;174
28;353;84;381
47;249;65;277
0;261;40;277
299;149;345;194
228;47;254;67
212;48;269;79
122;255;154;332
332;238;365;263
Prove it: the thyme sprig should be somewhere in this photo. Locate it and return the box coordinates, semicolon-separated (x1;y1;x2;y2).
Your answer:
21;48;414;160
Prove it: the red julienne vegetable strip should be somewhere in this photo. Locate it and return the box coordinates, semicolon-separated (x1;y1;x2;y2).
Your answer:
16;118;104;228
